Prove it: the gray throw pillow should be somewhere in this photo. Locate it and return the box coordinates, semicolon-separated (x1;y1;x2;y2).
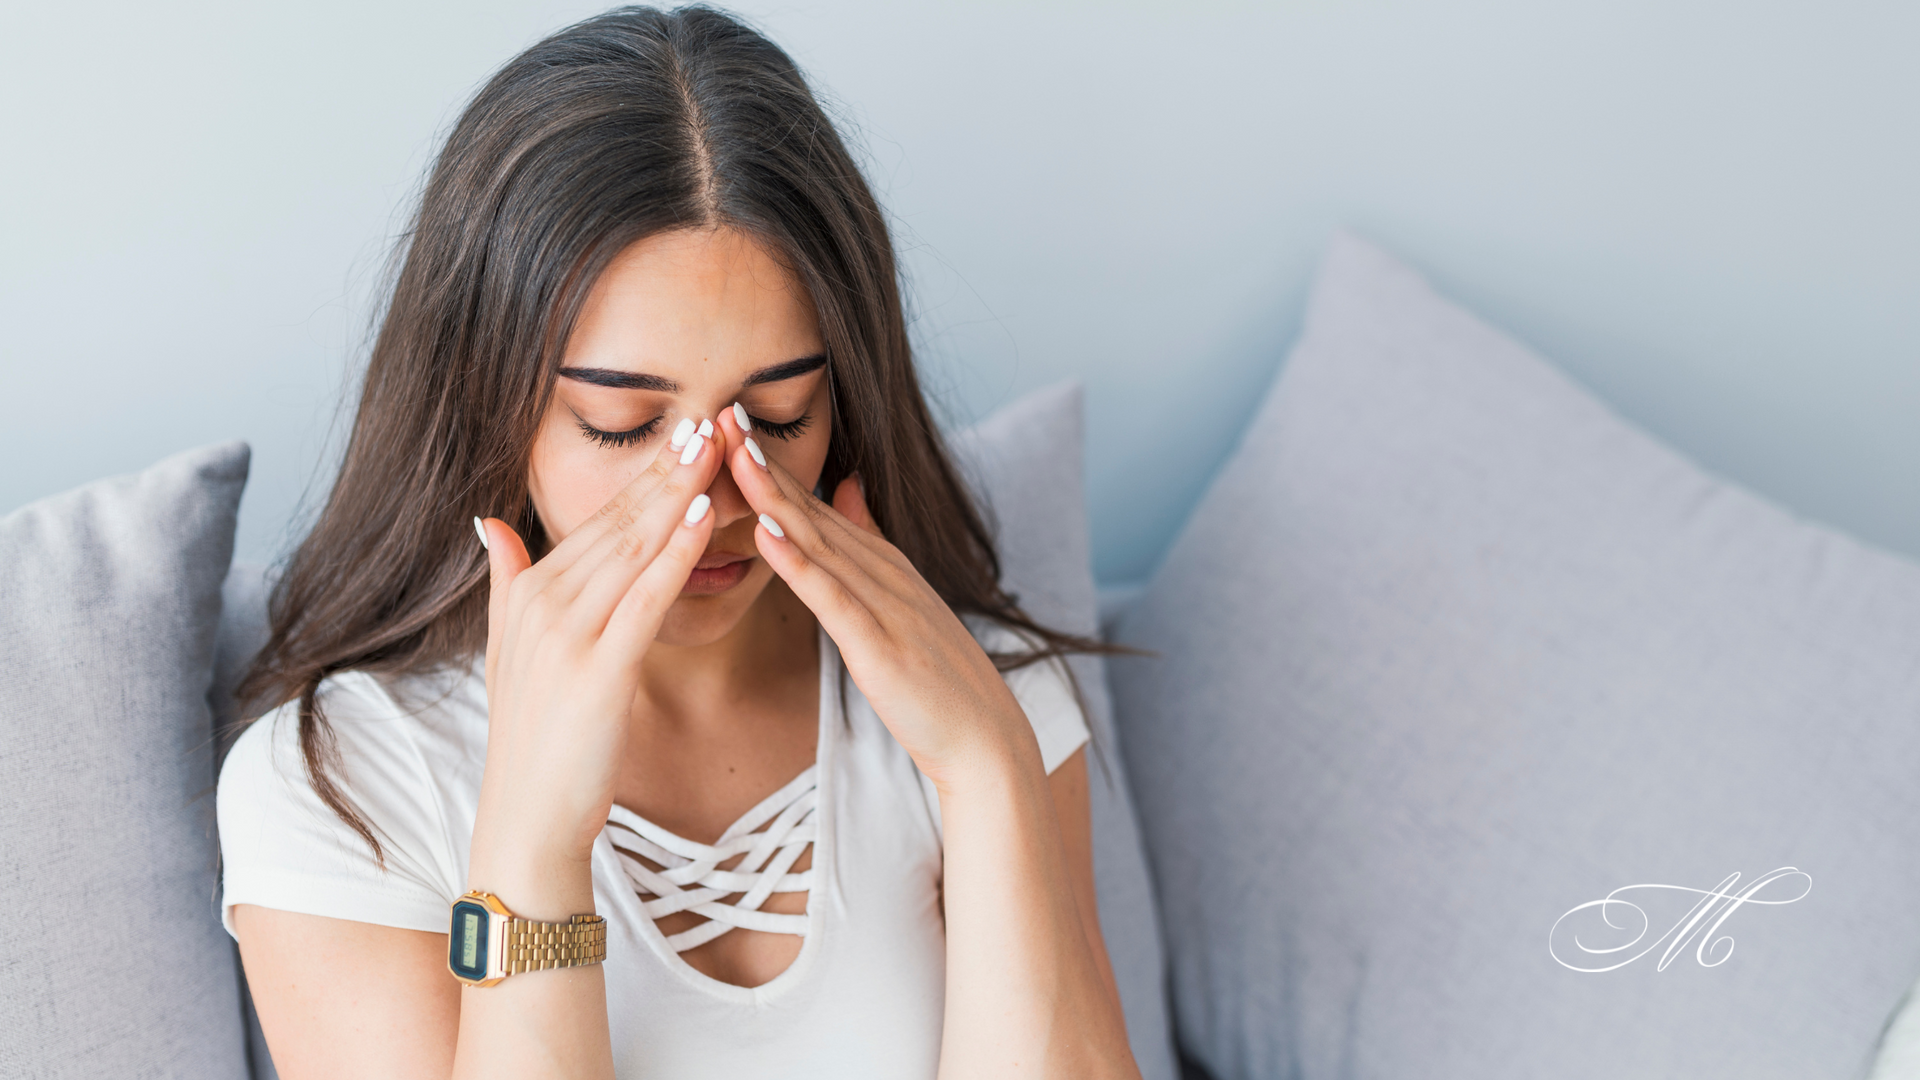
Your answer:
1110;234;1920;1080
0;442;252;1079
952;382;1177;1080
210;562;272;762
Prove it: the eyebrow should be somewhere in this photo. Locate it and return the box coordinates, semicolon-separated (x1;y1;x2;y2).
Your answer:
743;353;828;387
557;353;827;393
556;368;678;392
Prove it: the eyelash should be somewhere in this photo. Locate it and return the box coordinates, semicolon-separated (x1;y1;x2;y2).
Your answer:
573;411;812;448
575;415;662;449
752;412;812;441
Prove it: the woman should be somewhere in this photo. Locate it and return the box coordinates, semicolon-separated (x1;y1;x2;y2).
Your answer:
217;5;1141;1078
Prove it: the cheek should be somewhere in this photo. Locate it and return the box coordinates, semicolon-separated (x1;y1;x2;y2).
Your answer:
527;426;658;541
765;389;834;488
766;425;832;491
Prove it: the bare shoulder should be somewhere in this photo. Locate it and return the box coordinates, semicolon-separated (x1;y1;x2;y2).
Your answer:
233;904;458;1080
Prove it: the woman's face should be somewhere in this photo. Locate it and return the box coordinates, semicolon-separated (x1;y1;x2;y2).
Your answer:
527;226;831;647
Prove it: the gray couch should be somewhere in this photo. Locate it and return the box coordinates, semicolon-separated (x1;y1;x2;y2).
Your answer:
6;235;1920;1079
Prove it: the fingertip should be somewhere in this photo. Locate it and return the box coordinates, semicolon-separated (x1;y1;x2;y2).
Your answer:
679;432;706;466
758;512;786;539
684;493;712;527
669;417;697;451
832;475;876;529
478;517;533;577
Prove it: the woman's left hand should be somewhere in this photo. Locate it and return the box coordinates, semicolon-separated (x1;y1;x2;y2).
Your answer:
720;410;1143;1079
718;409;1036;790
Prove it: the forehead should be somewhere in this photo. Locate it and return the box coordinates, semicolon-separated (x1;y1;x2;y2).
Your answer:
565;227;821;381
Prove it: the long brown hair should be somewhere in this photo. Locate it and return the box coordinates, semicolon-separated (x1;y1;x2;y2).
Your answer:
236;4;1101;860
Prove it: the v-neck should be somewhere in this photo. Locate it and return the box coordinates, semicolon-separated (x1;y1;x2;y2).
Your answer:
596;627;838;1002
605;764;819;950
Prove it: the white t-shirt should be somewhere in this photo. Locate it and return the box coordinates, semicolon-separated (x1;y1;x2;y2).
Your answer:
217;621;1090;1079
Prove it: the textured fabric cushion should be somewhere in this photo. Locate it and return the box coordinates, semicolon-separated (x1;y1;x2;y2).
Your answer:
951;383;1177;1080
1871;983;1920;1078
208;561;279;1080
0;442;251;1080
210;561;272;757
1110;234;1920;1079
208;386;1177;1079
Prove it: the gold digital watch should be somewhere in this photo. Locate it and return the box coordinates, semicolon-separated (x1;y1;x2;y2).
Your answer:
447;890;608;987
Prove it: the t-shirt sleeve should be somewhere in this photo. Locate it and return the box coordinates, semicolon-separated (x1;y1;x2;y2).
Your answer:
216;679;459;938
914;622;1095;841
974;621;1093;775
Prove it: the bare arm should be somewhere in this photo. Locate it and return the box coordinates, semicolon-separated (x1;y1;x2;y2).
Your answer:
722;405;1140;1078
451;821;610;1079
233;907;458;1080
936;745;1137;1078
1048;748;1126;1014
236;423;728;1079
235;754;1124;1080
234;896;614;1080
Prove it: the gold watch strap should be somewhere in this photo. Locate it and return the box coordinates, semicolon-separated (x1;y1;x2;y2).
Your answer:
500;913;608;974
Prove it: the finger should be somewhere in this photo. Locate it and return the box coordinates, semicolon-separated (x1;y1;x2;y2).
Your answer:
560;423;727;629
597;490;719;660
736;464;927;666
541;415;716;582
713;407;858;578
750;504;887;653
719;417;937;664
730;433;918;595
728;441;884;582
477;516;533;689
831;474;880;536
720;409;876;550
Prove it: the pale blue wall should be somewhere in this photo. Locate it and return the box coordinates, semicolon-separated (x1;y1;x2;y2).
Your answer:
4;0;1915;584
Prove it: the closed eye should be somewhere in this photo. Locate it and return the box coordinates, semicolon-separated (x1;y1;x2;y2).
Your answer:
749;412;812;441
576;414;664;449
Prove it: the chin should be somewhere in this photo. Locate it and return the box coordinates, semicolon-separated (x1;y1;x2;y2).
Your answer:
654;561;775;646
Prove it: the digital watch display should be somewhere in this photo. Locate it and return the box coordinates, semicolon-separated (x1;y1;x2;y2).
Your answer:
446;891;608;987
449;896;498;984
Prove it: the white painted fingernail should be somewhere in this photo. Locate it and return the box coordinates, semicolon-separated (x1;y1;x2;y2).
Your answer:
745;437;766;468
669;417;696;450
684;494;711;526
697;418;714;439
472;516;489;551
679;432;705;465
758;513;785;538
732;402;751;433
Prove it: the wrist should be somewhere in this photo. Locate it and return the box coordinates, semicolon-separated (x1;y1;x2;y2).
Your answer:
468;813;598;924
927;720;1046;802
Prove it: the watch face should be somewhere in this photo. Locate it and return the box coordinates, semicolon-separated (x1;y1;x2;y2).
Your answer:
449;900;490;982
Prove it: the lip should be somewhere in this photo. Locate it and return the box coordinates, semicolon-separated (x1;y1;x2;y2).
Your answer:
682;553;754;595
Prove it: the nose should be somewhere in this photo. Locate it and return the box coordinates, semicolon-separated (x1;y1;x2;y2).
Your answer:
698;420;753;530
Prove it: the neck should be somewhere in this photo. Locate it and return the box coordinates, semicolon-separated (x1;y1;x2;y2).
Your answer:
635;577;819;729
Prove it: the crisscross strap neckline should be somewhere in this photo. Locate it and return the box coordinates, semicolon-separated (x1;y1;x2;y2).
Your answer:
605;765;818;953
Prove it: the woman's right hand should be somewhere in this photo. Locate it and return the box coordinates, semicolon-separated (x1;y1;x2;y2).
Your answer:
469;418;727;913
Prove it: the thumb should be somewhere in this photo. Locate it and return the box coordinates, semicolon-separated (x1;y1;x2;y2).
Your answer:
474;516;532;687
832;474;880;536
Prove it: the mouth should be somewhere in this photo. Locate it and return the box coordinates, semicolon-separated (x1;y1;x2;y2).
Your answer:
682;552;755;596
